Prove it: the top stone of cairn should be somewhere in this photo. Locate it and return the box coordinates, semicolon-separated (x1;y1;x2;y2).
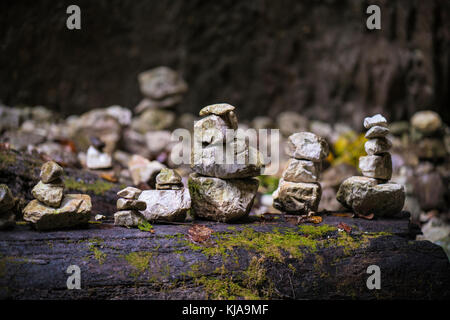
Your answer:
156;168;182;186
199;103;235;117
40;161;63;184
363;114;387;129
286;132;329;162
138;66;188;100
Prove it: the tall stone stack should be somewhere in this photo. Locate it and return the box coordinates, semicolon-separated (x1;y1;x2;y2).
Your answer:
273;132;329;214
114;187;147;227
23;161;92;230
188;104;264;222
337;114;406;217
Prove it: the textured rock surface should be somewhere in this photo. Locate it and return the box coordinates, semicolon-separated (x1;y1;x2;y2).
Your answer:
86;146;112;169
365;126;390;139
188;173;258;222
114;210;145;227
199;103;235;116
359;153;392;180
138;66;188;100
337;177;405;217
138;189;191;222
286;132;329;162
128;155;166;185
272;179;322;214
117;187;142;200
363;114;387;129
116;198;147;211
39;161;63;183
22;194;92;230
364;138;392;155
31;180;64;208
411;110;442;134
193;114;234;145
282;158;321;183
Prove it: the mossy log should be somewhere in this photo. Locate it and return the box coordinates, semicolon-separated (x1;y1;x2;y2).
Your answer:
0;149;124;218
0;213;448;299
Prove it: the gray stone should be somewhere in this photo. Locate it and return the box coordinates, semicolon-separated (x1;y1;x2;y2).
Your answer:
364;138;392;155
114;210;145;227
363;114;387;129
365;126;390;139
105;105;132;126
128;155;166;185
138;66;188;100
411;110;442;135
282;159;321;183
135;95;184;114
145;130;172;156
138;188;191;222
23;194;92;230
131;109;176;133
31;180;64;208
40;161;63;183
359;153;392;180
199;103;235;117
272;179;322;214
276;112;309;137
86;146;112;169
0;184;15;213
117;187;142;200
155;168;182;189
117;198;147;211
193;114;234;145
285;132;329;162
188;173;258;222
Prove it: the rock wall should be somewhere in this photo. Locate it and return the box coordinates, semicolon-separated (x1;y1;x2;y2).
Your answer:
0;0;448;128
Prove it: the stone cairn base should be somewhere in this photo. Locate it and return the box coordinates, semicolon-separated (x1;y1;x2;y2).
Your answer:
273;132;329;215
337;114;406;217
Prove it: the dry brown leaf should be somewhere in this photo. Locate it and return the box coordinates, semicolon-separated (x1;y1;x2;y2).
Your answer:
331;212;354;217
307;216;323;224
188;225;213;243
100;173;118;182
337;222;352;233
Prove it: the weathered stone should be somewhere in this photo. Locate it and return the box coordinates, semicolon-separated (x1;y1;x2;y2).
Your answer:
364;138;392;155
145;131;172;156
23;194;92;230
117;198;147;211
191;142;264;178
413;171;446;211
363;114;387;129
131;109;176;133
156;168;182;185
86;146;112;169
199;103;235;117
105;105;132;126
193;114;234;145
359;153;392;180
272;179;322;214
0;184;15;213
117;187;142;200
365;126;390;139
128;155;166;185
135;95;183;114
411;110;442;135
3;130;46;150
138;66;188;100
282;159;321;183
188;173;258;222
31;180;64;208
114;210;145;227
285;132;329;162
40;161;63;183
156;183;183;190
138;188;191;222
337;177;405;217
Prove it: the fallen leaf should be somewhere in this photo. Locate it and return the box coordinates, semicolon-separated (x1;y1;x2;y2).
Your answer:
356;213;374;220
100;173;118;182
188;225;213;243
337;222;352;233
307;216;323;224
331;212;354;218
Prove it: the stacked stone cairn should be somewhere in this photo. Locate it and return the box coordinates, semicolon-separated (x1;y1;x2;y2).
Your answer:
0;184;16;230
337;114;406;216
273;132;329;214
86;136;112;170
114;187;147;227
188;104;264;222
23;161;92;230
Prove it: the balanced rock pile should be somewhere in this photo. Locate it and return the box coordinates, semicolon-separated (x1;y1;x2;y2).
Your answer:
0;184;16;230
86;136;112;170
410;110;447;160
273;132;329;214
337;114;405;216
188;104;263;222
23;161;92;230
114;187;146;227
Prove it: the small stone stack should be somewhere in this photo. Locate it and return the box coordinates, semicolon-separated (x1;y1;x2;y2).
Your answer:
337;114;405;217
0;184;16;230
86;136;112;170
410;110;447;160
138;168;191;222
114;187;147;227
23;161;92;230
188;104;263;222
273;132;329;214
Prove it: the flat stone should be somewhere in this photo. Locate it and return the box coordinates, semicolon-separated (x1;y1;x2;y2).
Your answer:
199;103;235;117
128;155;166;185
272;179;322;214
31;180;64;208
188;173;258;222
86;146;112;169
363;114;387;129
285;132;329;162
156;168;182;185
40;161;64;183
337;176;405;217
191;142;264;178
117;198;147;211
138;188;191;222
117;187;142;200
114;210;145;227
411;110;442;135
0;184;15;213
365;126;390;139
23;194;92;231
156;183;183;190
193;114;234;145
359;153;392;180
282;159;321;183
364;138;392;155
138;66;188;100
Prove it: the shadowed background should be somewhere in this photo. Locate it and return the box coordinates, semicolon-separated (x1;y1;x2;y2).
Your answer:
0;0;449;129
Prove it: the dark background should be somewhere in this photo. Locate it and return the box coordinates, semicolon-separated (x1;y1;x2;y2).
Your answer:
0;0;448;128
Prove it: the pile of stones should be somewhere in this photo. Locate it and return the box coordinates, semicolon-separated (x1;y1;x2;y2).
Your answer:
86;136;112;170
410;110;447;160
188;104;263;222
273;132;329;214
23;161;92;230
114;187;147;227
0;184;16;230
337;114;406;216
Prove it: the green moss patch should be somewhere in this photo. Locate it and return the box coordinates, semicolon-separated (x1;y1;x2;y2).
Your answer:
64;177;122;195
